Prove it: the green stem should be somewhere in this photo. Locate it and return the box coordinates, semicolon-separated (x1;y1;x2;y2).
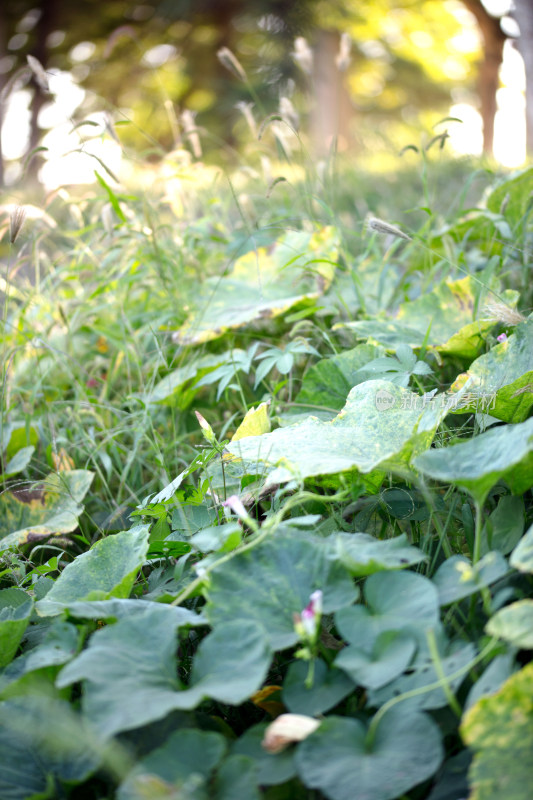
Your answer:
365;639;496;749
426;628;462;718
416;478;453;559
472;500;484;565
305;657;316;690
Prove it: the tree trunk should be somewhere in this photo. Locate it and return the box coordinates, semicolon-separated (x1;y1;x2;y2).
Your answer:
0;5;6;187
310;29;352;158
461;0;507;155
512;0;533;153
26;0;57;179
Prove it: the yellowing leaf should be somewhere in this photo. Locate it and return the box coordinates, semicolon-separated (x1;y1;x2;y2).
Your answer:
0;470;94;549
52;448;75;472
172;228;339;346
231;402;271;441
461;662;533;800
449;320;533;423
251;684;285;717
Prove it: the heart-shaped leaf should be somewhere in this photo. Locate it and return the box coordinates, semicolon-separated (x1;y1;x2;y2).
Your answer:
0;696;100;799
282;658;354;716
213;755;260;800
433;552;509;606
413;417;533;506
335;532;427;576
231;722;296;786
117;728;227;800
368;642;476;712
335;571;440;652
295;708;443;800
335;630;417;689
36;525;150;616
485;600;533;648
57;611;270;739
206;532;357;649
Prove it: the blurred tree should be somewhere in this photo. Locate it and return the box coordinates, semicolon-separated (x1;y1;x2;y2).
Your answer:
0;0;527;186
460;0;508;154
512;0;533;153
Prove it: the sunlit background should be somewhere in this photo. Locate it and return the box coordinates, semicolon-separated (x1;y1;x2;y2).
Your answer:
0;0;527;192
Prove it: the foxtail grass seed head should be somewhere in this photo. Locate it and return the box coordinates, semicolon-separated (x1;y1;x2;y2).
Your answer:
235;101;258;138
336;33;352;71
180;110;202;159
292;37;313;75
217;47;247;82
366;217;412;241
482;302;526;326
26;55;50;92
9;206;27;244
279;96;299;130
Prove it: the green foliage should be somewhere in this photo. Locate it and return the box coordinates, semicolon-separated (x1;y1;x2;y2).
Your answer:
461;663;533;800
1;110;533;800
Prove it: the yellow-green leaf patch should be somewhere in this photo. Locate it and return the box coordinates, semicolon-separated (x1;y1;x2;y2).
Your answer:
173;228;339;345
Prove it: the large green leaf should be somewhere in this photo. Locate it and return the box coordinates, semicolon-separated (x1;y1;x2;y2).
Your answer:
227;380;445;486
295;708;443;800
179;620;272;705
294;345;384;412
0;696;100;799
173;228;339;345
282;658;354;716
0;620;80;697
334;571;440;652
413;417;533;505
56;605;185;738
336;629;417;690
486;165;533;225
117;728;227;800
510;521;533;573
461;662;533;800
368;642;476;712
57;612;271;738
482;495;524;556
206;532;357;650
432;552;509;606
485;600;533;648
36;525;150;616
56;597;204;626
0;470;94;548
213;755;260;800
338;278;512;358
0;588;33;668
231;723;296;786
334;532;427;576
450;321;533;422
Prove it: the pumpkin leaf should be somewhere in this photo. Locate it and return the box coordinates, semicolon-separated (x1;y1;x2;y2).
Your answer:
173;228;339;345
